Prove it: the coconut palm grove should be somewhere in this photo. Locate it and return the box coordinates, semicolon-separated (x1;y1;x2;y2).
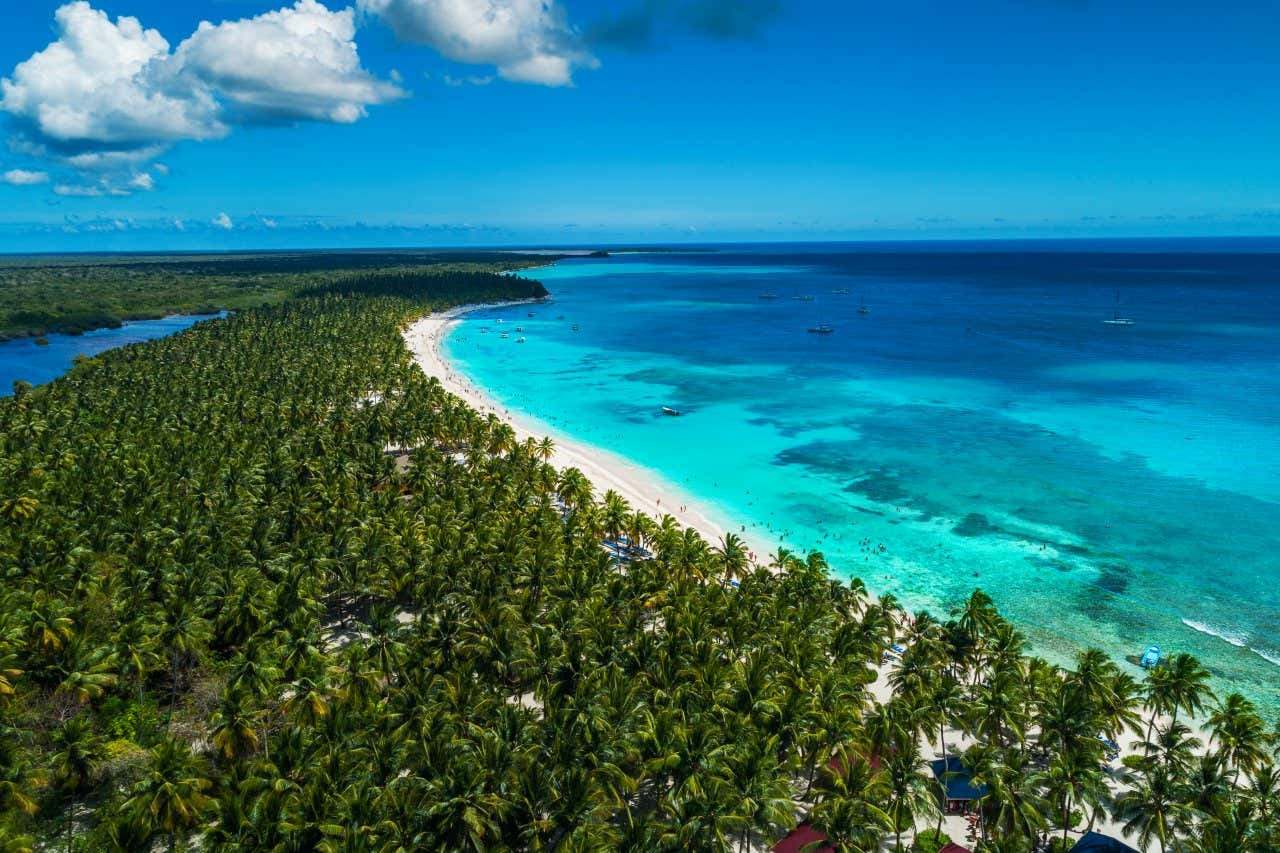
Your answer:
0;265;1277;851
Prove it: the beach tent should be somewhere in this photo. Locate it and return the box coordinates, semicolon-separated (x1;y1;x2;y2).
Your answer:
772;823;833;853
1069;831;1140;853
930;756;988;813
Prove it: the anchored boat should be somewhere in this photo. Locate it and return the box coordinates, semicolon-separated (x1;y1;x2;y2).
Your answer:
1103;290;1135;326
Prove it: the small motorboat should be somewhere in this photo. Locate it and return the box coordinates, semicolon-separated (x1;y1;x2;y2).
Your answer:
661;406;682;417
572;324;580;331
501;332;509;339
1139;645;1161;669
515;326;523;332
759;293;780;300
807;324;834;334
516;337;526;344
496;318;504;323
792;295;815;302
527;312;536;318
480;327;489;333
832;288;850;295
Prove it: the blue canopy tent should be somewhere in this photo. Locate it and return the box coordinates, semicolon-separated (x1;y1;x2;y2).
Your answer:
1070;831;1139;853
930;756;987;813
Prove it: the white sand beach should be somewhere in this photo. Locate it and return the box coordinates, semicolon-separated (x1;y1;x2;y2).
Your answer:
404;299;1153;850
403;301;773;562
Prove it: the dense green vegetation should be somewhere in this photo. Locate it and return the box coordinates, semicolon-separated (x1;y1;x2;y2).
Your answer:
0;250;550;339
1;268;1278;851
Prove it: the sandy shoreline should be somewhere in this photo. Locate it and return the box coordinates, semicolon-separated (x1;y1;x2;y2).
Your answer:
403;300;773;561
402;297;1151;847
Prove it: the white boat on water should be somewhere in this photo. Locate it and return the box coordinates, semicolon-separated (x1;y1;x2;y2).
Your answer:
516;337;526;343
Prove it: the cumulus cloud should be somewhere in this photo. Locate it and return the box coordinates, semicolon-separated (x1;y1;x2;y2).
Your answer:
175;0;403;125
2;169;50;186
358;0;596;86
0;3;225;153
0;1;401;191
212;212;234;230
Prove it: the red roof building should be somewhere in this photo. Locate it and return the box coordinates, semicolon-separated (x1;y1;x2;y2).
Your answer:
772;823;834;853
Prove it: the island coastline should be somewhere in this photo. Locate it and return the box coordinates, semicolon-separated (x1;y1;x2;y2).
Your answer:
403;300;774;564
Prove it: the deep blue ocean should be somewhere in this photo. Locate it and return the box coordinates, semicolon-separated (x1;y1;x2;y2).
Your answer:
446;240;1280;709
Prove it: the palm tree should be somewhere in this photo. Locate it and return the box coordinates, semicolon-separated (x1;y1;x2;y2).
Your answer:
883;741;940;851
1112;765;1194;853
1040;747;1109;843
1145;653;1214;738
1207;693;1271;785
51;717;104;852
125;738;213;852
211;690;263;762
714;533;750;580
808;752;893;853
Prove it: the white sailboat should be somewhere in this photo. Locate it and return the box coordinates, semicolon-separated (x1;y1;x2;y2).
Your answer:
1102;290;1135;326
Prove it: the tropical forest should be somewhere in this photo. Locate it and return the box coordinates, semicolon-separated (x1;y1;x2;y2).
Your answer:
0;263;1277;852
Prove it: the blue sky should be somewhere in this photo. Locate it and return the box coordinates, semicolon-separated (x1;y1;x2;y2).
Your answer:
1;0;1278;251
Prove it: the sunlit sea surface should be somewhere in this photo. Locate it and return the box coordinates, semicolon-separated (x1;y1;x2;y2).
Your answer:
445;241;1280;710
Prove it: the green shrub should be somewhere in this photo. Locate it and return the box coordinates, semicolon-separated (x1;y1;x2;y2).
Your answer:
912;828;952;853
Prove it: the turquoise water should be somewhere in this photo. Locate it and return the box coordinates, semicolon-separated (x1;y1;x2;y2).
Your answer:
446;243;1280;709
0;314;225;393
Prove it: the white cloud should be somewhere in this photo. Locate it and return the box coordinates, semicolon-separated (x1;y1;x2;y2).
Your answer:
212;212;234;229
175;0;403;125
0;1;400;189
0;2;225;151
358;0;596;86
54;183;105;197
50;171;156;197
2;169;50;186
443;74;494;87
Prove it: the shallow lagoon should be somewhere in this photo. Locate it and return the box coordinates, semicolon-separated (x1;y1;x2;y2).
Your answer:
0;313;224;392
